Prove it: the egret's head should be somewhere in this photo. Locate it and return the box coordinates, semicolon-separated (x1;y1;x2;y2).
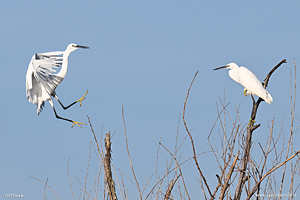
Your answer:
67;43;89;52
213;63;238;71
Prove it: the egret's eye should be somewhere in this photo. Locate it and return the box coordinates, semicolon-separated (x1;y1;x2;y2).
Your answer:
72;45;76;47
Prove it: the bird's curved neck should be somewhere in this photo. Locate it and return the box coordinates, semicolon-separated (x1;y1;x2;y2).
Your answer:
229;69;240;83
56;48;73;79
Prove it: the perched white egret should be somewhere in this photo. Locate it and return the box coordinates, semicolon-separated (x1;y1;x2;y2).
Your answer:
213;63;273;104
26;43;89;127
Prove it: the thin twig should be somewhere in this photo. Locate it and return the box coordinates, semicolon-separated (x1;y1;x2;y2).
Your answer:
257;116;275;197
164;175;181;200
155;138;161;200
146;151;209;199
219;151;239;200
247;151;300;200
159;142;190;199
87;116;104;164
122;106;142;200
84;142;92;200
68;158;77;200
263;59;287;88
44;178;48;200
87;116;107;200
280;60;296;198
30;176;60;200
110;164;124;200
183;71;213;198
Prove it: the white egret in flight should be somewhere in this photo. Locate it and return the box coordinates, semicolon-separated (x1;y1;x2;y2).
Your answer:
26;43;89;127
214;63;273;104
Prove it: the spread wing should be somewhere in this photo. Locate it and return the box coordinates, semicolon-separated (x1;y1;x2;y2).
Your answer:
30;52;64;96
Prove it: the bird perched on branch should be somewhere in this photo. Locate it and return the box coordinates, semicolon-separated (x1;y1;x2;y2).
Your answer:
214;63;273;104
26;43;89;127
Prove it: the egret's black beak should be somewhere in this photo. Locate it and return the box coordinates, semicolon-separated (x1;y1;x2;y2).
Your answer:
213;65;229;71
75;45;89;49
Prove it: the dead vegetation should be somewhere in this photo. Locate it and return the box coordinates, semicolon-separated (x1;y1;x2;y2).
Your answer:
32;59;300;200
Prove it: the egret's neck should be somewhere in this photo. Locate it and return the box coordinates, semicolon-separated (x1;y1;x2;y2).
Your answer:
56;48;73;79
229;69;240;83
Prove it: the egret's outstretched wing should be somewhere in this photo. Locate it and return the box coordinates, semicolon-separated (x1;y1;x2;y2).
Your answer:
31;52;64;96
26;61;42;104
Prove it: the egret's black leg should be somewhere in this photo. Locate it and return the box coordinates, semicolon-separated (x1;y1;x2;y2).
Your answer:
52;106;73;123
53;90;88;110
48;98;85;128
54;96;77;110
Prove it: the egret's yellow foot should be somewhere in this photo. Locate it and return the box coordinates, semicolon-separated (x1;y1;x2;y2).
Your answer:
71;121;86;128
247;119;256;127
76;90;88;106
243;88;248;96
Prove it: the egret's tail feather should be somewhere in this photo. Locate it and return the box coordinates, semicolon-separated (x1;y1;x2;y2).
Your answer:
37;102;45;115
264;92;273;104
268;92;273;102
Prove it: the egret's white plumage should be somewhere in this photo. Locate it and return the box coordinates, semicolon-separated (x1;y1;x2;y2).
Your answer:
214;63;273;104
26;43;89;127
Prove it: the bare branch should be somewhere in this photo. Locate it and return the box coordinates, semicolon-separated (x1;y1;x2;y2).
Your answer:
164;175;181;200
68;158;76;200
30;176;60;200
104;132;118;200
159;142;190;199
234;59;287;200
220;151;240;200
122;106;142;200
183;70;213;198
263;59;287;88
247;151;300;200
87;115;103;164
44;178;48;200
